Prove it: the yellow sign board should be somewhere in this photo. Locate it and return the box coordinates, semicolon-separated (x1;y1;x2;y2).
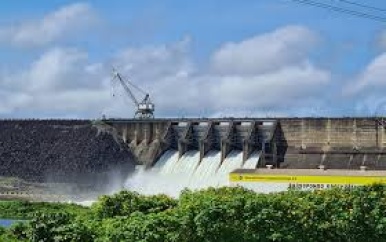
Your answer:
229;173;386;185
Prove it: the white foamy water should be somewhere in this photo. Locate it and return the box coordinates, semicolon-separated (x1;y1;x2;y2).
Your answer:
189;150;222;189
73;200;95;207
124;150;200;197
154;150;179;175
124;168;190;197
216;150;243;185
170;150;200;176
243;151;261;169
124;149;252;197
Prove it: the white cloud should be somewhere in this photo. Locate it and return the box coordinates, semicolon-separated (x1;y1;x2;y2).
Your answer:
0;2;96;47
344;53;386;95
210;62;329;109
0;25;332;118
28;48;88;91
343;52;386;115
112;37;194;86
211;25;318;75
4;47;106;92
0;47;112;117
0;91;32;114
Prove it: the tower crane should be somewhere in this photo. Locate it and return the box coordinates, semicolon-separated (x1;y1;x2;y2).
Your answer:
111;69;155;119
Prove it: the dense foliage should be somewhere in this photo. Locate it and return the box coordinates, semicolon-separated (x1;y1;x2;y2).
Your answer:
0;201;89;219
1;185;386;241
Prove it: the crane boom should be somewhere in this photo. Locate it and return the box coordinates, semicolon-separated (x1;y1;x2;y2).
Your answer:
111;68;155;119
113;71;139;106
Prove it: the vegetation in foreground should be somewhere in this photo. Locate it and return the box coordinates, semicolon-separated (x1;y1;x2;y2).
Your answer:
0;184;386;241
0;200;89;220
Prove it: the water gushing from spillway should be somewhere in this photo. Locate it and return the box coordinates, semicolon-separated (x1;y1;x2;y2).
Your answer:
124;149;260;197
243;151;261;169
189;151;222;189
216;150;243;186
169;150;201;177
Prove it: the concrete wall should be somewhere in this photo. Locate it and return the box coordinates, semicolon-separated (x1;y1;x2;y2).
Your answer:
106;118;386;170
112;121;169;145
276;118;386;169
278;118;385;150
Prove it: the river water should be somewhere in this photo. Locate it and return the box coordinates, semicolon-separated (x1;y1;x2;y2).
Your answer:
0;219;24;227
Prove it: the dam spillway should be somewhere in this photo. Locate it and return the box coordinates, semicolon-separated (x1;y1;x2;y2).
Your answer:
118;117;386;195
125;149;252;196
107;117;386;170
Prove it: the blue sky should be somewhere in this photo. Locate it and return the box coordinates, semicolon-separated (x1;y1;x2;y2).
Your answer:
1;0;386;118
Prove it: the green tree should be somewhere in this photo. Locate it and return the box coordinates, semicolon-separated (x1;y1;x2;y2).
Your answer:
92;191;177;219
26;212;94;242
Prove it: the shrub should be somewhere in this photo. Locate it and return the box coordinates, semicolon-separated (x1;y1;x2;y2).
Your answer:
3;184;386;242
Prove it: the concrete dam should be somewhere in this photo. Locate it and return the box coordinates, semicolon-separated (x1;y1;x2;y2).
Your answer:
108;117;386;170
111;117;386;194
1;117;386;197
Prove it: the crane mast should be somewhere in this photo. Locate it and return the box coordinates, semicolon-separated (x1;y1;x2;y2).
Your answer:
112;69;155;119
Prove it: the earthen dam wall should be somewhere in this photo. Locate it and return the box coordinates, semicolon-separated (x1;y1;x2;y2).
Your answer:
0;120;136;184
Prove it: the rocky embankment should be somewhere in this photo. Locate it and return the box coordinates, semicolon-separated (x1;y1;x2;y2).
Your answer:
0;120;136;188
